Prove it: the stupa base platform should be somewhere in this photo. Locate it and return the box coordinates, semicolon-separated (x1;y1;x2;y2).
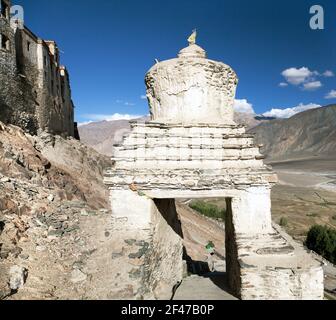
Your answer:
227;223;324;300
103;188;324;300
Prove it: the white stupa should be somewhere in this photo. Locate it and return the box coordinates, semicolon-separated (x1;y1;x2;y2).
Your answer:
104;33;324;300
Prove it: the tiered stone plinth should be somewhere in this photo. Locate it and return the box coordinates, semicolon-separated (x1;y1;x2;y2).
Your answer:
105;122;275;186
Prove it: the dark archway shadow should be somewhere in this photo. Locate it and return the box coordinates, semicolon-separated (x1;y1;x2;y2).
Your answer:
208;272;232;293
154;199;184;238
184;254;239;299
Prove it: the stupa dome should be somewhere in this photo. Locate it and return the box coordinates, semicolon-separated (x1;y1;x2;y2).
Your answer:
145;38;238;125
178;44;207;58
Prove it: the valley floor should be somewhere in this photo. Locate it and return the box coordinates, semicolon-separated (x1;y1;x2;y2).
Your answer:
270;156;336;193
270;156;336;241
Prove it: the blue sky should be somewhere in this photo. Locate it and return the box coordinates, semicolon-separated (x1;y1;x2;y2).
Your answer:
15;0;336;123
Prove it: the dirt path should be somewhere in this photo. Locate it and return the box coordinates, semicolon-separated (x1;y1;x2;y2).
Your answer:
173;273;237;300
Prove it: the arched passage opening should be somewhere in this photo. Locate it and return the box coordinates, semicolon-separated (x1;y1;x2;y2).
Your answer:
150;195;238;300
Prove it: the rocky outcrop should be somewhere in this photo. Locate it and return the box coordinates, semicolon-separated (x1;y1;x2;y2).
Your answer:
0;122;113;299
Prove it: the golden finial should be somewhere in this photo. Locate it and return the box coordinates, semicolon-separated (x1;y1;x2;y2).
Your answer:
188;29;197;45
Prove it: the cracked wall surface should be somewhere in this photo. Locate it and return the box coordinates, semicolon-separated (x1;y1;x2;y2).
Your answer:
145;44;238;125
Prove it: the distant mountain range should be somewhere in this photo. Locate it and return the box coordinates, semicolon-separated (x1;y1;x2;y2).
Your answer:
78;105;336;161
78;117;148;156
79;120;132;156
249;104;336;161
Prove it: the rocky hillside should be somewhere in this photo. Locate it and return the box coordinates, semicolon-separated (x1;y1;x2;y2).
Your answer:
249;105;336;161
0;122;113;299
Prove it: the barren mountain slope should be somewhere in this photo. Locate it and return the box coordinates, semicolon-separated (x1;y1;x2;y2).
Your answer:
176;202;225;262
78;120;133;156
249;105;336;161
78;117;148;157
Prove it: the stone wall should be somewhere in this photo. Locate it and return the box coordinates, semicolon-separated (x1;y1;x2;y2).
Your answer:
231;223;324;300
240;262;324;300
108;191;184;300
0;18;39;133
0;12;75;137
147;199;184;299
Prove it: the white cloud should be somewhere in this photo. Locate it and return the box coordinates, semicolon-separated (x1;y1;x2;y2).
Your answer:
263;103;321;119
303;81;322;91
233;99;255;114
141;95;147;100
323;70;334;77
281;67;314;85
280;67;332;90
115;99;135;106
325;90;336;99
77;121;93;127
81;113;143;122
279;82;288;87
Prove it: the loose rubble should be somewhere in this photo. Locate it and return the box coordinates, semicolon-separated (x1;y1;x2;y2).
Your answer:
0;123;111;300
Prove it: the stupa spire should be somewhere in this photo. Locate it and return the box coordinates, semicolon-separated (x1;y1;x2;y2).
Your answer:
187;29;197;45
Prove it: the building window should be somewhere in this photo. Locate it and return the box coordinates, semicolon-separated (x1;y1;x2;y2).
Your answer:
1;34;10;51
1;1;9;20
27;41;31;52
44;56;47;66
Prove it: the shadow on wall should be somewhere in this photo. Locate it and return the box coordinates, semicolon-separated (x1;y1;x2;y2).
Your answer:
154;199;202;268
0;101;11;123
209;272;233;293
154;199;184;238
